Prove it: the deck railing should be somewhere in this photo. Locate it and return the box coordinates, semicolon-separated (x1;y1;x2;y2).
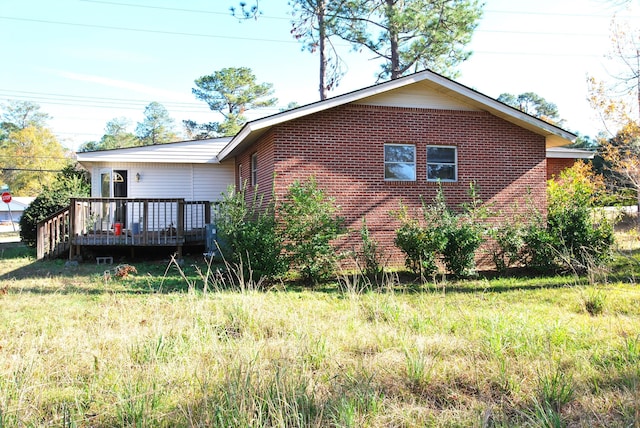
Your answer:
37;207;71;260
37;198;211;260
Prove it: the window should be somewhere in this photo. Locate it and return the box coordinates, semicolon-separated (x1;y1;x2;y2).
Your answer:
384;144;416;181
427;146;457;182
250;153;258;186
238;164;243;187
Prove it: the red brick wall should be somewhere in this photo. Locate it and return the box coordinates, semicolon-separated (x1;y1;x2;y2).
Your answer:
235;104;547;269
547;158;575;180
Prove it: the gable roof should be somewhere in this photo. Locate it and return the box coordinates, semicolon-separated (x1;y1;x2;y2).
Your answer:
217;69;576;161
76;137;232;164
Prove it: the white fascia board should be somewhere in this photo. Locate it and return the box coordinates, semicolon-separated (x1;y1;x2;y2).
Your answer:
546;146;595;159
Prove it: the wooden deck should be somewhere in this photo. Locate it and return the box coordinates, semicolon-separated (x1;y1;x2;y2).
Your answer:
37;198;212;260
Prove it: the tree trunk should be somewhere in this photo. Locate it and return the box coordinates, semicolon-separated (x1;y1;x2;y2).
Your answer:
318;0;328;100
386;0;400;79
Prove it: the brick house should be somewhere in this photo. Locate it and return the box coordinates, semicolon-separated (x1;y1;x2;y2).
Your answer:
216;70;577;266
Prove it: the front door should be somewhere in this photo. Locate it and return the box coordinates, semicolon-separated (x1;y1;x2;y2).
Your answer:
113;170;127;226
99;169;128;227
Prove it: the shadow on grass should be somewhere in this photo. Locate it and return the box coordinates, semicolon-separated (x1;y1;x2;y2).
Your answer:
0;242;198;294
3;241;632;297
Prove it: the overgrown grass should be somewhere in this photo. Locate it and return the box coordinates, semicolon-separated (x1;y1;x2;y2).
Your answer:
0;242;638;427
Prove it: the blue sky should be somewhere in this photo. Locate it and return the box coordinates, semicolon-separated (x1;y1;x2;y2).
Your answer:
0;0;634;151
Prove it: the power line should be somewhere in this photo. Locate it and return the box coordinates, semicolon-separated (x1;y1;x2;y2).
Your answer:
79;0;629;20
0;13;616;44
0;89;205;108
79;0;290;20
0;16;299;44
1;168;64;173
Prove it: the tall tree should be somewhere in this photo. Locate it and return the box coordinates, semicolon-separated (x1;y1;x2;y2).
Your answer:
135;102;178;145
497;92;564;126
290;0;350;100
187;67;277;137
0;125;69;195
78;117;140;152
335;0;483;80
1;100;51;131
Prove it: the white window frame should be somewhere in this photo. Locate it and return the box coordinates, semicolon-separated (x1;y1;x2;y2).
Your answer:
384;143;416;181
426;145;458;182
250;153;258;186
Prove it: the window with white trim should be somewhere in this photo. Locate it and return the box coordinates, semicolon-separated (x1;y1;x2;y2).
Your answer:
238;164;243;187
250;153;258;186
384;144;416;181
427;146;457;182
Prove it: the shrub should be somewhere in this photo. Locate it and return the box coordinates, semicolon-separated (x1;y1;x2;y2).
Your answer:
394;215;446;277
357;218;386;282
442;221;483;277
520;220;558;272
394;183;487;278
19;163;90;247
279;177;346;284
545;162;614;272
489;219;526;273
214;184;287;282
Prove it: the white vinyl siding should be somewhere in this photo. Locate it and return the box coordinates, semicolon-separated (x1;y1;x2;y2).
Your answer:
89;162;234;202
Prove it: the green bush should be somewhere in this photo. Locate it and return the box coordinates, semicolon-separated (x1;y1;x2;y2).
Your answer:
394;218;446;277
394;183;487;278
214;185;287;282
279;177;346;284
357;218;386;282
489;220;526;273
19;164;90;247
442;221;483;277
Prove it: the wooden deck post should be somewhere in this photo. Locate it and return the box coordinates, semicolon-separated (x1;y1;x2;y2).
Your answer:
68;199;77;259
177;199;185;258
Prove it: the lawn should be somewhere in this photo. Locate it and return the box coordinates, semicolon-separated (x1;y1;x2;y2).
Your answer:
0;241;639;427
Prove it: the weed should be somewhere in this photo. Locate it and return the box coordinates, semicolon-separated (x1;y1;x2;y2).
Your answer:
582;288;606;316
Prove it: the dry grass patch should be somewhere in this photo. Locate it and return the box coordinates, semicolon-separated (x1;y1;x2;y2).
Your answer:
0;244;639;426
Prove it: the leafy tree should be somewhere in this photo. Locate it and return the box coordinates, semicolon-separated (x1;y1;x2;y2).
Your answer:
497;92;564;126
279;177;346;284
588;8;640;211
0;125;69;195
135;102;178;145
335;0;483;80
1;100;51;130
19;163;90;247
187;67;277;137
78;117;140;152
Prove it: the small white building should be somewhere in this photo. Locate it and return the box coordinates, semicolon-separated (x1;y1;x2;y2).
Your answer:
0;196;35;225
75;138;235;201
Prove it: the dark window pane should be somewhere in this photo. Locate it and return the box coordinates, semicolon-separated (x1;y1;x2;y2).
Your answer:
428;164;456;181
427;147;455;163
